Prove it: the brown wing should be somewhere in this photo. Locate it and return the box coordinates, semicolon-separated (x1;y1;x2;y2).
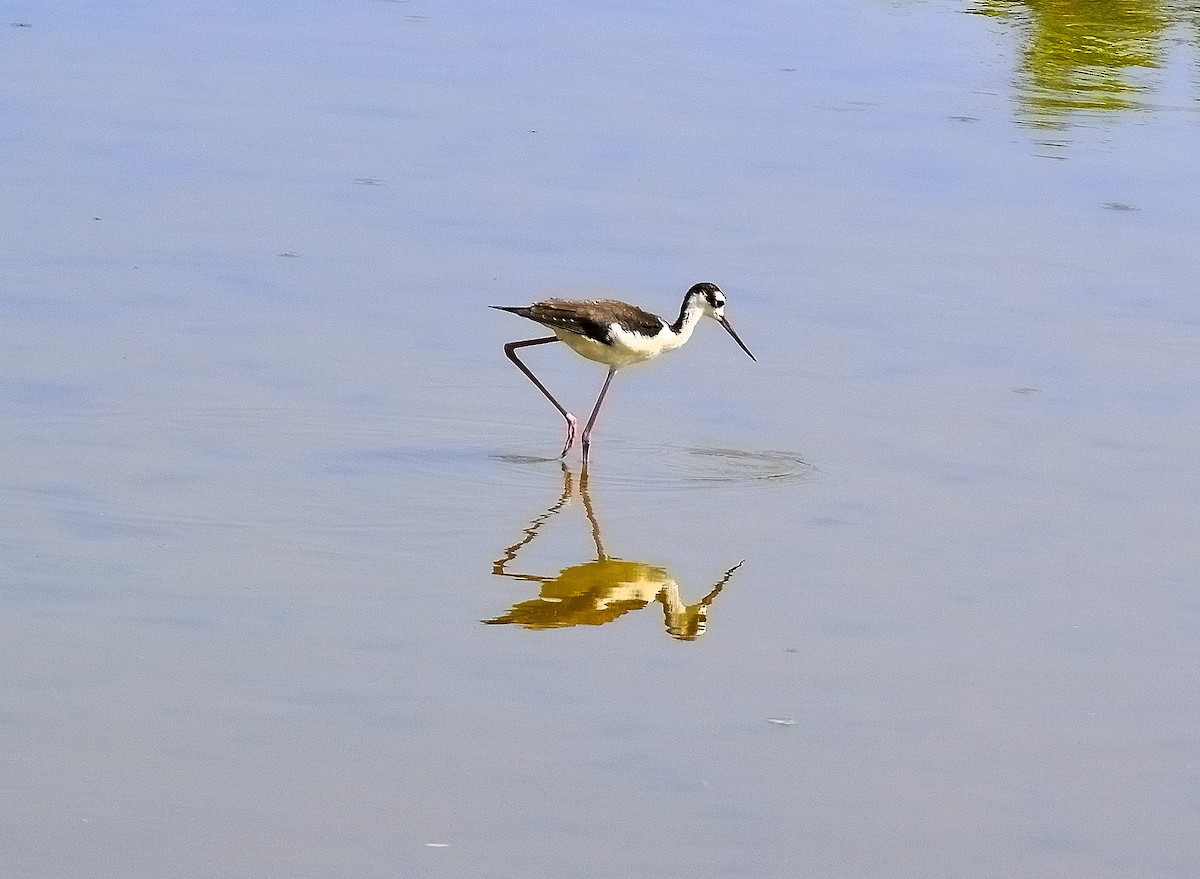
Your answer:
493;299;664;342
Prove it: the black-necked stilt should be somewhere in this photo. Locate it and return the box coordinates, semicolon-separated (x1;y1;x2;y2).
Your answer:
493;282;755;461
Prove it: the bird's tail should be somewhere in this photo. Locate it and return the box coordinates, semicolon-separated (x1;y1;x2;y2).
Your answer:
490;305;534;318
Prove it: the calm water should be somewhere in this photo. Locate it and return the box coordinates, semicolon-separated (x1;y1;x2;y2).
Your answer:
3;1;1199;876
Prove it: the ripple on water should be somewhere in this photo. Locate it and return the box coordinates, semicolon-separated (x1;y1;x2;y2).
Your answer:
324;437;813;495
491;440;815;494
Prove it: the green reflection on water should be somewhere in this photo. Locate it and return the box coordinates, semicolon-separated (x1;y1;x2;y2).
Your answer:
488;465;742;641
973;0;1197;126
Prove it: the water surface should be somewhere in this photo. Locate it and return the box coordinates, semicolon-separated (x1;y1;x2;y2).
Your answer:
2;1;1199;877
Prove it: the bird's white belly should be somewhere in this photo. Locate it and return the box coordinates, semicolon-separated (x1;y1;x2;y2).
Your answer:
554;324;678;369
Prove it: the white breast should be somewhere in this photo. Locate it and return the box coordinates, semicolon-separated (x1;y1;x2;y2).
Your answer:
553;323;680;368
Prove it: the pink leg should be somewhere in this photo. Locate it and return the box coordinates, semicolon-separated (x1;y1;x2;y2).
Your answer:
580;367;617;464
503;337;578;457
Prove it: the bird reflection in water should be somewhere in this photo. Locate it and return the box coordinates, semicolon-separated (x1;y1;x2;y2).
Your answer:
488;465;742;641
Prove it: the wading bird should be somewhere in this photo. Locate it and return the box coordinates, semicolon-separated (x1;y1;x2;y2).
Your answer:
492;282;755;461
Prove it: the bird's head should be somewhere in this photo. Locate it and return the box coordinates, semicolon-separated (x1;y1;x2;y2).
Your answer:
686;282;756;362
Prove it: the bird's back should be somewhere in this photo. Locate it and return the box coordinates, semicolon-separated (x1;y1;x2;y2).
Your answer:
492;299;665;343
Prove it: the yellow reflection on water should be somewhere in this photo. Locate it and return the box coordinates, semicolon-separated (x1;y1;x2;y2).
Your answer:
972;0;1188;126
488;465;742;641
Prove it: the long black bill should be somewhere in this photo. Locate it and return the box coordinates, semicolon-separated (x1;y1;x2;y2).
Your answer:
718;316;757;362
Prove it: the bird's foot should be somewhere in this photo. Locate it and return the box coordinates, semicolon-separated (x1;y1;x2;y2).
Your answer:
560;413;578;458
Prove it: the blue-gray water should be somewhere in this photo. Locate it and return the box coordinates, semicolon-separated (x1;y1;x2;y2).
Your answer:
3;2;1198;876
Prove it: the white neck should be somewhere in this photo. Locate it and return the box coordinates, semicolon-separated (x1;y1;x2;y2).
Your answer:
668;299;706;344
